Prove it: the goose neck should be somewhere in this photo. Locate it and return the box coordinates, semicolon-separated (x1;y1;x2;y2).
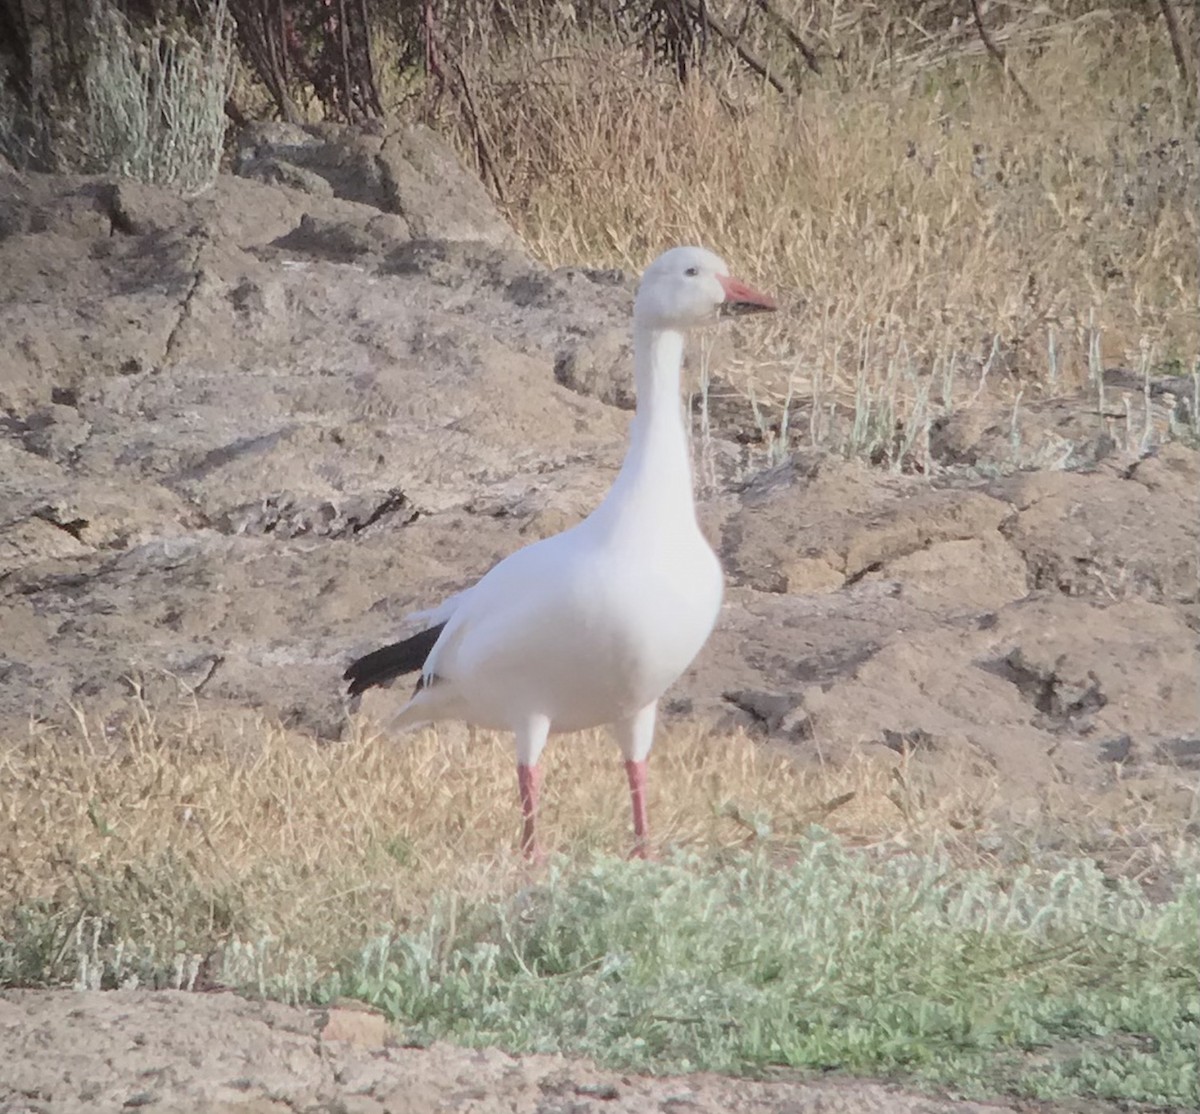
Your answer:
599;324;695;523
632;325;686;420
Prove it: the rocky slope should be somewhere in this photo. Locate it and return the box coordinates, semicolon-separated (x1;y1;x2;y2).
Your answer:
1;125;1197;802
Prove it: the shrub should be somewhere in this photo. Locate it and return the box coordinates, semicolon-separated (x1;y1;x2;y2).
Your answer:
0;0;234;193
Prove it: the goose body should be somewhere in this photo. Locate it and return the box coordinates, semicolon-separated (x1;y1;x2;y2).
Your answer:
345;246;775;856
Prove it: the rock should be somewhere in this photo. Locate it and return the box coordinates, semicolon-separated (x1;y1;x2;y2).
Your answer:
231;121;522;252
722;459;1021;601
234;119;324;157
994;462;1199;605
554;327;634;409
321;1006;392;1048
238;155;337;198
18;403;92;462
271;212;407;262
374;125;521;249
108;178;194;235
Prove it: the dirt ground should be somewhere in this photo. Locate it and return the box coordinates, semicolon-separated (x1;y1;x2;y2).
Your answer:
0;989;1034;1114
1;127;1196;1113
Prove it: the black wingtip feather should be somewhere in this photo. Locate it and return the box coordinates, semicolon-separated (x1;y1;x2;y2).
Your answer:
344;622;446;697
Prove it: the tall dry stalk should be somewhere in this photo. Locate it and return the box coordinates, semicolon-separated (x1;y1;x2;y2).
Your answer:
423;12;1195;463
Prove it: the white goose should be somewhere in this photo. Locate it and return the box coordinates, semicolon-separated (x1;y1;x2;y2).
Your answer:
345;246;775;858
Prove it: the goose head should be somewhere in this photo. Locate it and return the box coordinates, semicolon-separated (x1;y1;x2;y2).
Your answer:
633;246;776;330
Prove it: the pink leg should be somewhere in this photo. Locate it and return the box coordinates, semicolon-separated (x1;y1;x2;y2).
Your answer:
517;763;544;861
624;759;649;859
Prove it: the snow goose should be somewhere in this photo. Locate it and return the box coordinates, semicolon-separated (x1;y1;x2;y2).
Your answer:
345;246;776;858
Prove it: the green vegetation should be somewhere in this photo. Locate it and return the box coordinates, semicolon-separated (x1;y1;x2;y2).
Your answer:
337;840;1199;1105
79;0;235;192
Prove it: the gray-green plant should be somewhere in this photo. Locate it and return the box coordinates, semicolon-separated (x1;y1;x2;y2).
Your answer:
0;0;234;192
79;0;235;192
335;836;1198;1107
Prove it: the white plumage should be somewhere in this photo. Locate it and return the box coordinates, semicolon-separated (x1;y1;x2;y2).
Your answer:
345;246;775;857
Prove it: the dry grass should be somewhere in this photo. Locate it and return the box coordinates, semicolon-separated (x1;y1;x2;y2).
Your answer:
416;5;1198;459
1;698;1193;989
0;705;900;973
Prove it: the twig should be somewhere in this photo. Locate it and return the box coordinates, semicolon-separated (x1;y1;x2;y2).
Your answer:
1157;0;1194;100
450;58;506;203
190;654;225;697
686;0;789;94
751;0;821;74
968;0;1038;113
337;0;352;120
422;0;445;105
356;0;384;116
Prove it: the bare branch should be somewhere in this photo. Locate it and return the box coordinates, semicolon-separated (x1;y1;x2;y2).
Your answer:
449;57;506;204
1157;0;1194;101
752;0;821;75
968;0;1038;114
686;0;789;95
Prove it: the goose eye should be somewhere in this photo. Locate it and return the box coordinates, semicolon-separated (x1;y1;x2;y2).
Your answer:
684;266;699;277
